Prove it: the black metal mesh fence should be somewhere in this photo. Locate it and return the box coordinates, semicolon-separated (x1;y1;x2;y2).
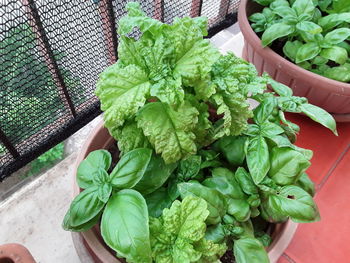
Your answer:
0;0;240;180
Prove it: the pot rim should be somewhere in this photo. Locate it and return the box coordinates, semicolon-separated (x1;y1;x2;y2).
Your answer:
238;0;350;94
72;119;298;263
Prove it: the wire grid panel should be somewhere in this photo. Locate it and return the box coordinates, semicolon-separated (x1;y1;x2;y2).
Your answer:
0;0;240;180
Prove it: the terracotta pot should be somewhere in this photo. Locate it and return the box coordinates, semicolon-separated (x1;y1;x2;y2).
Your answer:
238;0;350;122
0;243;36;263
71;120;298;263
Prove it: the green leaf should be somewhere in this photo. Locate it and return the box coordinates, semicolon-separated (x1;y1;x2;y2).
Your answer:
299;103;337;135
253;96;276;124
261;122;285;137
136;101;198;164
296;173;315;196
63;209;102;232
77;150;111;189
235;167;259;195
145;187;173;217
110;148;152;189
270;185;320;222
234;238;269;263
253;0;274;6
324;28;350;45
101;189;152;263
96;63;150;137
332;0;350;12
133;154;177;195
118;2;163;36
296;21;322;34
260;193;289;223
97;183;112;203
292;0;315;17
177;155;202;181
205;224;226;243
295;42;321;63
149;196;226;263
320;46;348;65
261;23;295;46
323;63;350;82
268;77;293;97
318;13;350;31
63;186;105;228
227;198;251;222
246;136;270;184
150;77;184;107
115;119;151;155
178;181;227;225
269;147;310;185
212;136;247;166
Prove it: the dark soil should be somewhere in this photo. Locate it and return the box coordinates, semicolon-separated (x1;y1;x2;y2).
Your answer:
221;250;234;263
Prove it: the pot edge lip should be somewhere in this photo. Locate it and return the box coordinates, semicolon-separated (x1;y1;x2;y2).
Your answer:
237;0;350;94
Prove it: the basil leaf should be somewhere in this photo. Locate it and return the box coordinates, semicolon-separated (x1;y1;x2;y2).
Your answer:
177;155;201;181
63;186;105;227
295;42;321;63
178;181;227;225
261;23;295;46
253;97;276;124
77;150;112;189
133;154;177;195
296;21;322;34
206;168;246;199
333;0;350;12
292;0;315;18
227;198;251;222
145;187;173;217
268;77;293;97
110;148;152;189
235;167;259;195
261;122;285;137
205;223;226;243
101;189;152;263
246;136;270;184
318;13;350;31
296;173;315;197
320;46;348;65
260;193;289;223
270;185;320;222
213;136;247;166
272;6;296;18
269;147;310;185
323;63;350;82
97;183;112;203
324;28;350;45
63;209;102;232
253;0;274;6
299;103;337;135
234;238;269;263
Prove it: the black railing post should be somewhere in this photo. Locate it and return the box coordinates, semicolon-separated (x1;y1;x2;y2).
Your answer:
0;128;19;158
22;0;77;118
190;0;203;17
99;0;119;64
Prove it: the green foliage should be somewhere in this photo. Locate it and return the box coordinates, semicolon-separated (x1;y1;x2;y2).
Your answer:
26;143;64;177
62;3;339;263
251;0;350;83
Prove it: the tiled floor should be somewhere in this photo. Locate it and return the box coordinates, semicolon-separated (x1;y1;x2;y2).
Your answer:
278;114;350;263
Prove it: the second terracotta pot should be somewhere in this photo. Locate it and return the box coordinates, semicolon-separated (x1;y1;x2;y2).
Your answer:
71;120;298;263
238;0;350;122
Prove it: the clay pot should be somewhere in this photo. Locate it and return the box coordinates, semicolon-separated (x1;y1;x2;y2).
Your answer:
71;120;298;263
0;243;36;263
238;0;350;122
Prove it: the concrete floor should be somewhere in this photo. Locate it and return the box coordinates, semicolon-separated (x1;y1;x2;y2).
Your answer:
0;25;242;263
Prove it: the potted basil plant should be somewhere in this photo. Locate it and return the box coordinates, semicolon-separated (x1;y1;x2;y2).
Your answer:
238;0;350;121
63;2;337;263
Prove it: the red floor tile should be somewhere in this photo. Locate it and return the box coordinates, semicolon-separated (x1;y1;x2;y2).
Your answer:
283;148;350;263
287;113;350;187
277;254;293;263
